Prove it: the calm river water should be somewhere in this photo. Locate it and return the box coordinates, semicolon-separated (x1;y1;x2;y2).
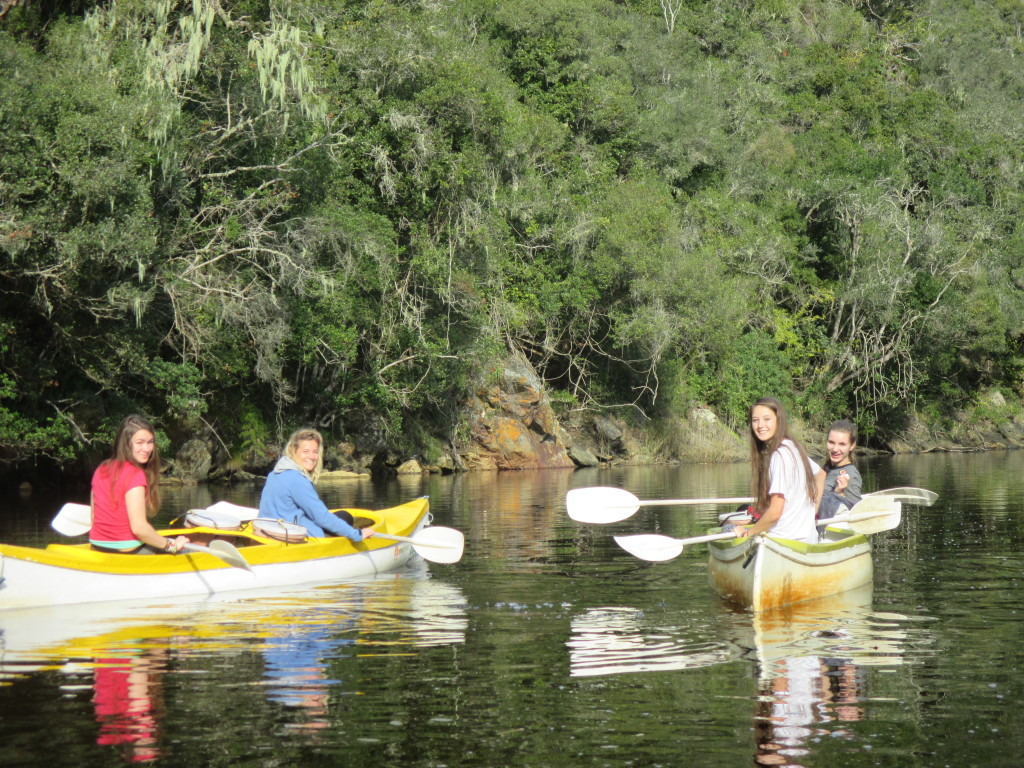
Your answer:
1;452;1022;767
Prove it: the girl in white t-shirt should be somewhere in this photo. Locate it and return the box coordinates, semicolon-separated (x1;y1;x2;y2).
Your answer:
735;397;825;544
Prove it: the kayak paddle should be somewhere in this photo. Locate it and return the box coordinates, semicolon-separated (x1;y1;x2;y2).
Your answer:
614;496;902;562
51;502;92;536
182;541;253;572
568;484;936;525
370;527;465;564
864;487;937;505
48;503;251;570
566;486;754;524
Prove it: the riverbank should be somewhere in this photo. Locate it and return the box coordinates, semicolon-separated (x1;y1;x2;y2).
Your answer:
158;359;1024;487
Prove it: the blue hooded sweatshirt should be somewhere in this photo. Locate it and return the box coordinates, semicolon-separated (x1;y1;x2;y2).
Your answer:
259;456;366;541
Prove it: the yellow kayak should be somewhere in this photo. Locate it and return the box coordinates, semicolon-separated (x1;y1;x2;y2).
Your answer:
0;498;431;611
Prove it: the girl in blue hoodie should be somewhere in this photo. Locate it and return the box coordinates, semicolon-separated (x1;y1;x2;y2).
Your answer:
259;429;375;541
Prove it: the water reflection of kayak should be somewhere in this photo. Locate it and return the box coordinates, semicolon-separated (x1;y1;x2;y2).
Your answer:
0;572;469;760
743;586;915;767
0;570;468;681
567;585;916;678
0;498;429;611
731;584;906;669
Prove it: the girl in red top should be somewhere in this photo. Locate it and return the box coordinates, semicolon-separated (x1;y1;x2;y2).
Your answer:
90;414;189;555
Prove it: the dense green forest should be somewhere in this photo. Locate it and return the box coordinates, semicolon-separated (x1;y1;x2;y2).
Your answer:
1;0;1023;474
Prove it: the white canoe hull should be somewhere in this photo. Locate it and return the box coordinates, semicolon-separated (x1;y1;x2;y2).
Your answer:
0;499;428;611
707;529;873;612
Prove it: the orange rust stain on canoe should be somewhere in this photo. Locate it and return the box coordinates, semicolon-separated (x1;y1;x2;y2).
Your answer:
710;551;873;611
758;561;869;610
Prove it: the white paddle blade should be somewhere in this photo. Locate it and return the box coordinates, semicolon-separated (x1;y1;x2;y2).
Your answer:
823;496;902;535
183;541;254;572
413;527;464;564
566;487;640;524
613;534;685;562
373;527;465;564
51;503;92;536
847;500;902;534
865;487;937;506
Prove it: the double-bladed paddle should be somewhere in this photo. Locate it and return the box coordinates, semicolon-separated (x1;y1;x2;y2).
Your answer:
325;508;465;564
567;485;936;525
613;496;904;562
180;502;465;563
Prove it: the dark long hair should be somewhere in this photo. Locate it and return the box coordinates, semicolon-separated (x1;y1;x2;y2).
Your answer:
748;397;816;511
824;419;858;469
103;414;161;516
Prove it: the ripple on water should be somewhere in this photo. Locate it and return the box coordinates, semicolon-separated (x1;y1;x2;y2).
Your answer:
0;568;470;685
564;585;939;682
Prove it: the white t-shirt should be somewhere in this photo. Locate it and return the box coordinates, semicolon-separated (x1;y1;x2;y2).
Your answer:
766;439;821;543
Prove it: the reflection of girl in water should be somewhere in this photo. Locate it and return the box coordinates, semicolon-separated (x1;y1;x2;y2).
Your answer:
261;611;357;730
94;650;165;763
753;655;865;766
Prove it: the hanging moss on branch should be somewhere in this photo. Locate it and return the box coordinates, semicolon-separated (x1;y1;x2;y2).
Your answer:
1;0;1022;477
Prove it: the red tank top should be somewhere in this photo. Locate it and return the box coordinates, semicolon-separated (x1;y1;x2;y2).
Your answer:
90;461;148;544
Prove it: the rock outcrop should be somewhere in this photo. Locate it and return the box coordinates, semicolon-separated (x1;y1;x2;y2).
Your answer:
170;434;215;484
458;356;575;470
169;375;1024;485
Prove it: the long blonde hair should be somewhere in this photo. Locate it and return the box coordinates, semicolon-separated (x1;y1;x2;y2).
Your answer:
104;414;161;517
748;397;816;511
285;428;324;482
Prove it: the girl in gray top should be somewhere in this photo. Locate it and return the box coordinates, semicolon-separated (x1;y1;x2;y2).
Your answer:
818;420;862;520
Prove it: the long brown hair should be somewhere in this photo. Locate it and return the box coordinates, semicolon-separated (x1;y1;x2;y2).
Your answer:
749;397;817;510
285;428;324;482
103;414;161;517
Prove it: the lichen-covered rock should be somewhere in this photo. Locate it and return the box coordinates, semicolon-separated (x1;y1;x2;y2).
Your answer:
396;458;426;475
458;356;575;470
568;445;601;467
